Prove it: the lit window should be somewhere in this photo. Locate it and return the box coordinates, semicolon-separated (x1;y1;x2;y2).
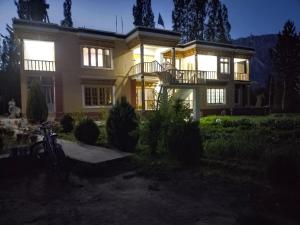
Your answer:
83;47;89;66
90;48;96;67
207;88;226;104
84;86;113;106
82;47;112;68
220;57;230;74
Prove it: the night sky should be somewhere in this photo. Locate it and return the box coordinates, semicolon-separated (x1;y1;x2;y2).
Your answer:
0;0;299;39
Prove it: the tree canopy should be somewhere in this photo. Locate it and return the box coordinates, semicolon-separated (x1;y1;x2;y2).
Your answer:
61;0;73;27
15;0;50;23
133;0;155;28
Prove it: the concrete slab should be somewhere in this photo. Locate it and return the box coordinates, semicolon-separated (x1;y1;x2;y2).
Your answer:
58;139;132;164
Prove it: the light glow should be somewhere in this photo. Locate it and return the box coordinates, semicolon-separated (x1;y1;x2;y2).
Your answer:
198;55;217;72
24;39;55;61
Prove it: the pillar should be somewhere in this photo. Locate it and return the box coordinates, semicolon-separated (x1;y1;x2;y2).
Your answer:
193;87;201;120
140;44;145;111
247;85;251;107
171;47;176;68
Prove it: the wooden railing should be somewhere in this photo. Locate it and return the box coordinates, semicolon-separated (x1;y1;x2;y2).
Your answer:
234;73;249;81
24;59;55;72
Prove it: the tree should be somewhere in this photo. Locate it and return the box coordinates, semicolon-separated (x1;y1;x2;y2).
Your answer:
15;0;50;23
270;20;300;112
172;0;187;42
61;0;73;27
133;0;155;28
26;81;48;123
205;0;219;42
222;4;231;43
186;0;207;42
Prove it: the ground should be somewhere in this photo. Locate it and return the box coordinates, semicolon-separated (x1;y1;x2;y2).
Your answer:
0;169;299;225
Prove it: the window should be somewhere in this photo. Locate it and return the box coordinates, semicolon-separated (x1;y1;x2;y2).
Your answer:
207;88;226;104
82;47;112;68
83;86;113;107
220;57;230;74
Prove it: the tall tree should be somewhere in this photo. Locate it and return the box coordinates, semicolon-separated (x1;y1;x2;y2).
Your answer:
186;0;207;42
222;4;231;42
270;20;300;112
172;0;187;42
133;0;155;28
61;0;73;27
15;0;50;23
205;0;219;42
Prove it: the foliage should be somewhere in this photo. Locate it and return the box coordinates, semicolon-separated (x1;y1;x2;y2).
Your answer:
139;98;202;165
267;146;300;189
106;97;138;152
0;126;15;153
26;81;48;124
74;117;100;145
60;114;74;133
270;20;300;113
133;0;155;28
61;0;73;27
15;0;50;22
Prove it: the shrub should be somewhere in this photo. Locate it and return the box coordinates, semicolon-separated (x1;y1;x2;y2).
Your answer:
74;117;100;145
267;147;300;189
0;135;3;152
26;81;48;123
106;97;138;152
60;114;74;133
167;120;202;164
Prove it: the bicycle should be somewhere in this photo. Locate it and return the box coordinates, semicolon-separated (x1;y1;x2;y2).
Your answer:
30;121;69;181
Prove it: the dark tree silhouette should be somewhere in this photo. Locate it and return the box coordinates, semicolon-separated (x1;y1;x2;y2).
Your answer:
205;0;219;42
15;0;50;23
172;0;187;42
270;20;300;112
61;0;73;27
133;0;155;28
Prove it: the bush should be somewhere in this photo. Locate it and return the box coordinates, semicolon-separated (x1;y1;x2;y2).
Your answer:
26;81;48;123
74;117;100;145
60;114;74;133
167;120;202;164
0;135;3;152
267;147;300;189
106;97;138;152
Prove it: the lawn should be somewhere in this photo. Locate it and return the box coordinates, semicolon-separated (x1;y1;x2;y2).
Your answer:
200;114;300;167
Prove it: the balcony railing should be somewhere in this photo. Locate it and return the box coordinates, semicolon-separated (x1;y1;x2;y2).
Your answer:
24;59;56;72
234;73;249;81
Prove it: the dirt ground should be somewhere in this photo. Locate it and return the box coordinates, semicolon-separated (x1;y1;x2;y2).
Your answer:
0;169;299;225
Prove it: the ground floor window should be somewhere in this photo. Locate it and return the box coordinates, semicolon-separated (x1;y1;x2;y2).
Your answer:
83;86;113;107
207;88;226;104
27;76;55;112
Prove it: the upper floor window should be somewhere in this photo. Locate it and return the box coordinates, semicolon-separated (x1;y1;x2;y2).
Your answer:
24;39;55;71
220;57;230;74
82;47;112;69
207;88;226;104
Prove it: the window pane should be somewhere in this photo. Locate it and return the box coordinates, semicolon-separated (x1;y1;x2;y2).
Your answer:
83;47;89;66
84;88;91;106
103;50;111;68
90;48;96;66
97;49;103;67
92;88;98;105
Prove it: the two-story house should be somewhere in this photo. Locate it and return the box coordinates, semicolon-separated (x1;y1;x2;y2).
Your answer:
13;19;254;120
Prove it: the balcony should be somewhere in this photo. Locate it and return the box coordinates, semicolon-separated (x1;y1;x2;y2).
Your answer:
24;59;55;72
234;73;249;81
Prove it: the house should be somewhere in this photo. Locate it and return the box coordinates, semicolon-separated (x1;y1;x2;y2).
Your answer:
13;19;254;120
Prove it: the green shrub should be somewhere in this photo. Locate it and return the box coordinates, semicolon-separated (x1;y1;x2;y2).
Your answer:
0;135;3;152
267;147;300;189
106;97;138;152
26;81;48;123
74;117;100;145
60;114;74;133
167;120;202;164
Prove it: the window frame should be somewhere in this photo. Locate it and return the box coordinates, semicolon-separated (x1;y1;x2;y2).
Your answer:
82;85;114;108
206;88;226;105
80;45;113;70
220;57;230;74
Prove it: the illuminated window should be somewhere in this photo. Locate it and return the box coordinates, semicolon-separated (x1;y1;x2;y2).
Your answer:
207;88;226;104
83;86;113;106
83;47;89;66
23;39;55;71
90;48;96;66
82;47;112;68
220;57;230;74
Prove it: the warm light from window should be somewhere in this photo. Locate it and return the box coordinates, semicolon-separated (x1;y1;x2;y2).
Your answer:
83;47;89;66
24;39;55;61
198;55;217;71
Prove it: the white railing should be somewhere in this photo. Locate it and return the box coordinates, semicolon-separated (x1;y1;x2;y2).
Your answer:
24;59;55;72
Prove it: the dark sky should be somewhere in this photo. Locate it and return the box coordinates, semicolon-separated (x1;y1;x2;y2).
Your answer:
0;0;300;39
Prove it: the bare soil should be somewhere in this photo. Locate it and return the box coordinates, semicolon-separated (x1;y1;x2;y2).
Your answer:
0;169;299;225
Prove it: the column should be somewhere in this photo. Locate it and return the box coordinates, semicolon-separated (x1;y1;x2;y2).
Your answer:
247;85;251;107
171;47;176;68
193;87;201;120
140;44;145;111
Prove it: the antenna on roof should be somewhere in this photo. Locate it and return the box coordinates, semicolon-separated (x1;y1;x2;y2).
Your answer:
121;16;124;34
115;15;118;33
